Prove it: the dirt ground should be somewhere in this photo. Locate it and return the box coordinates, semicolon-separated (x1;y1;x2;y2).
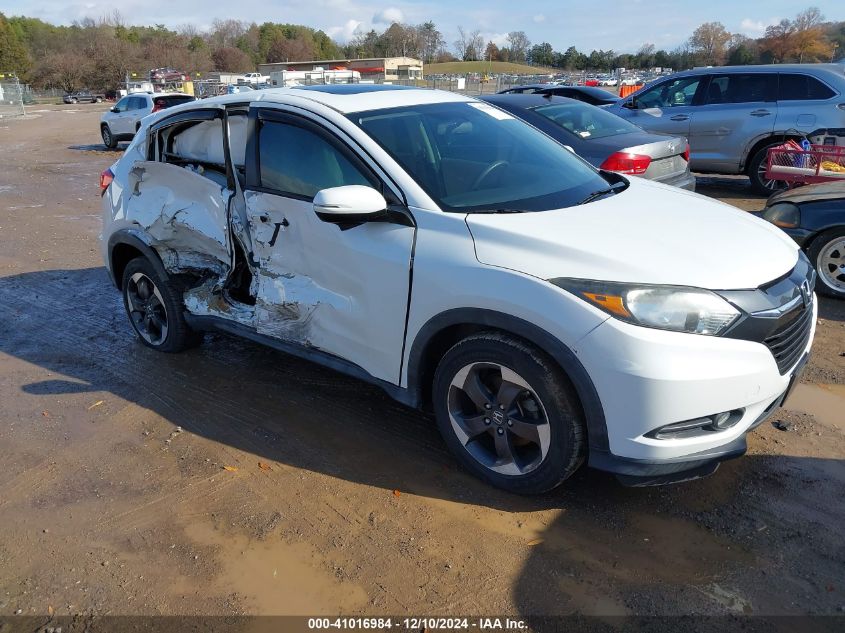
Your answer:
0;105;843;627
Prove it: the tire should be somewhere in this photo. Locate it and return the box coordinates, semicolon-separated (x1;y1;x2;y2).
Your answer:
748;142;789;196
101;125;117;149
95;97;103;103
432;332;586;494
807;228;845;299
120;258;203;353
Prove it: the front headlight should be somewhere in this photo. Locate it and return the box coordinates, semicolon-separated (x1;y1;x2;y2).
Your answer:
550;278;740;336
762;202;801;228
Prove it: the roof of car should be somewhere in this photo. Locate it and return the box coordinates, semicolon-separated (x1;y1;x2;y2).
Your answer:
680;63;845;76
185;86;474;114
482;93;583;108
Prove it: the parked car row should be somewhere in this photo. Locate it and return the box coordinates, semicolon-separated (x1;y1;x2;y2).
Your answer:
99;84;817;496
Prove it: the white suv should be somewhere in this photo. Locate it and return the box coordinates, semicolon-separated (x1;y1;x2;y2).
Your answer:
100;92;195;148
99;86;816;492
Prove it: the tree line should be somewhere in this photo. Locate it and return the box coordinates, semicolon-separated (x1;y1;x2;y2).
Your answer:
0;7;842;92
461;7;841;71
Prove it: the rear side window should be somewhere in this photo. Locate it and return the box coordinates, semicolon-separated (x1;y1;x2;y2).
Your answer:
257;120;375;199
778;74;836;101
158;95;194;109
128;96;147;110
705;74;773;104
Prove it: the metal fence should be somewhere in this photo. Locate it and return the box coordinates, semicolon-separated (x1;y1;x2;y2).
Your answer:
0;77;26;118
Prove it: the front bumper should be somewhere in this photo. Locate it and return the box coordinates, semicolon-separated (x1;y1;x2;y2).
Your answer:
591;352;808;486
575;299;816;484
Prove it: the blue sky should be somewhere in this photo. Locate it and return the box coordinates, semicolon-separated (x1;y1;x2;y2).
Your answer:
2;0;843;54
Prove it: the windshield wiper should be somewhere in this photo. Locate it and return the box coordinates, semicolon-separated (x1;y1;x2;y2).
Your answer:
472;208;526;214
577;182;627;205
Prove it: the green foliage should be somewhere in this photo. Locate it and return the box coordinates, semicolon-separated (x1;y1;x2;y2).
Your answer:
0;12;31;76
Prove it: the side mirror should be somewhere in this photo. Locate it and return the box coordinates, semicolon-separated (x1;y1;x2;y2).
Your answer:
622;98;636;110
110;106;118;113
313;185;387;225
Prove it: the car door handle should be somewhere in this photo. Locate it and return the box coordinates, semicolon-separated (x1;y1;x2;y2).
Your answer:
670;114;689;121
259;213;270;223
750;109;772;117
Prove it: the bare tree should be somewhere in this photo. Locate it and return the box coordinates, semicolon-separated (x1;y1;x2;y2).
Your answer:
688;21;731;65
454;25;469;60
267;34;315;63
506;31;530;62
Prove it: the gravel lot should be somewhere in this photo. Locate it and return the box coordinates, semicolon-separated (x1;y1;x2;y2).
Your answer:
0;104;843;627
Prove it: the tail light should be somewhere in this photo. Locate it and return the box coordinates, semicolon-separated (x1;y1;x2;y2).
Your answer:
682;143;690;162
99;168;114;196
600;152;652;175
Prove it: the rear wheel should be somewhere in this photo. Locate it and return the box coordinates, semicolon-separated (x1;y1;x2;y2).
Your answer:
101;125;117;149
121;258;202;352
432;332;585;494
808;228;845;298
748;142;789;196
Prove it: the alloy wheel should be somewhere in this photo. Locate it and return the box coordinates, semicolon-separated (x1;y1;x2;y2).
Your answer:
818;236;845;293
447;362;551;476
756;160;787;193
125;272;169;345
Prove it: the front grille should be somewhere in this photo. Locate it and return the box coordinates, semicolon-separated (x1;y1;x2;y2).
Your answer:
763;304;814;374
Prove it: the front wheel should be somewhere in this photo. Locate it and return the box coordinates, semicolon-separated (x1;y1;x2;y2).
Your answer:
808;228;845;298
121;258;203;352
432;332;585;494
748;143;789;196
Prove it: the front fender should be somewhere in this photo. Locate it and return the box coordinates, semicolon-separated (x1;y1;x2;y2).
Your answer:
406;308;610;454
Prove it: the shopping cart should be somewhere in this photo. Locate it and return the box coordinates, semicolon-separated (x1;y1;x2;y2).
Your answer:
765;141;845;188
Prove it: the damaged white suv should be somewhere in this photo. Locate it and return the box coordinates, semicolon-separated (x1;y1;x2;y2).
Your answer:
100;85;816;492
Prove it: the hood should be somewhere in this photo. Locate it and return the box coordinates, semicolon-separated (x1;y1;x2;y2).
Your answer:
466;177;799;290
767;180;845;205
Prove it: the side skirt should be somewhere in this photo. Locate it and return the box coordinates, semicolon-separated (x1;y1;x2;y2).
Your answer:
184;313;420;409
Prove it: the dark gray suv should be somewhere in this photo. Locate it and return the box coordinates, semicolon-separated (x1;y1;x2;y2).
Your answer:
606;64;845;194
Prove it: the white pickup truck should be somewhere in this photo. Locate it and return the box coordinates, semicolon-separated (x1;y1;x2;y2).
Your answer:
240;72;270;85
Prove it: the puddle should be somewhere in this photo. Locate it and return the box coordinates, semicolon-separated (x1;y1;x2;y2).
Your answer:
784;383;845;430
184;521;368;615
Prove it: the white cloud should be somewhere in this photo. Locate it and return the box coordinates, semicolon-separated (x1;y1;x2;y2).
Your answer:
739;17;780;37
373;7;404;25
482;32;509;48
327;19;362;42
532;14;546;24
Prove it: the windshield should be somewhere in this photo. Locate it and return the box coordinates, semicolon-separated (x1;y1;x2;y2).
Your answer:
532;102;642;140
349;101;611;213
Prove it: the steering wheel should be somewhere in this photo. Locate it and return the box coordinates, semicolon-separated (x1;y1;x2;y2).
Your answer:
472;160;510;190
